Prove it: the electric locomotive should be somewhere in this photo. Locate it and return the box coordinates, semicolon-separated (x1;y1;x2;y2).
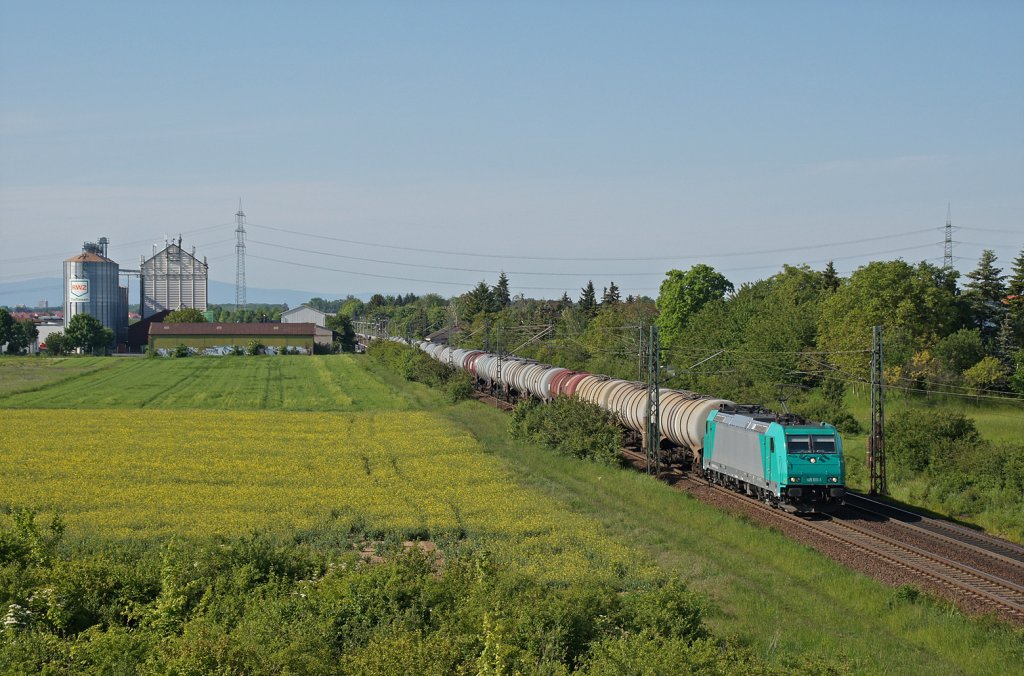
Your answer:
702;405;845;513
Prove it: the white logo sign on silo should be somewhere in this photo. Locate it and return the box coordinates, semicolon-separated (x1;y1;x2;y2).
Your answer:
69;278;90;302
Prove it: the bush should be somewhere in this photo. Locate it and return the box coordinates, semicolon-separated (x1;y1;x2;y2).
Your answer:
509;398;622;465
443;371;474;403
791;400;863;435
368;341;458;390
887;409;981;476
246;339;263;356
172;344;190;359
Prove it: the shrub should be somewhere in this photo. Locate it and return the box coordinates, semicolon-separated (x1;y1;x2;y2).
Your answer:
443;371;474;403
509;398;622;465
246;339;262;356
887;409;981;476
791;400;862;435
172;344;190;359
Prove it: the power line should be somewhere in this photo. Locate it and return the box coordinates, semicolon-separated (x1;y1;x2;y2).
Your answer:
246;222;939;262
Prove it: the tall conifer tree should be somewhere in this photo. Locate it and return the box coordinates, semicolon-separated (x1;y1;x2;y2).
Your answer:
964;249;1007;345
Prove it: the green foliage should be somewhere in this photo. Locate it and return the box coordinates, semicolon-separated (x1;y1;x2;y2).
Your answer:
163;308;207;323
818;261;963;378
962;356;1008;393
509;398;622;466
0;508;65;567
656;264;733;347
790;399;863;435
0;308;14;347
64;313;113;354
0;513;723;674
246;338;263;356
493;272;511;309
578;280;597;316
443;370;474;403
367;340;459;391
43;331;67;356
2;320;39;354
172;344;190;358
1010;349;1024;395
463;280;496;319
325;313;356;352
887;409;981;475
933;328;985;375
963;249;1007;345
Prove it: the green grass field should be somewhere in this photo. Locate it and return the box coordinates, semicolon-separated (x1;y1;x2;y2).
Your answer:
0;355;410;411
1;355;1022;673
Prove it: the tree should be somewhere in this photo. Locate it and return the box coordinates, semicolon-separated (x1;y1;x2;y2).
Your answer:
962;356;1008;394
559;292;573;309
656;265;733;347
602;282;621;306
1006;247;1024;297
0;308;14;349
493;272;511;309
44;331;67;355
821;261;840;293
579;281;597;316
4;320;39;354
1006;248;1024;350
818;261;962;378
463;281;495;319
64;313;113;354
933;328;984;375
165;307;207;323
325;313;356;352
963;249;1006;346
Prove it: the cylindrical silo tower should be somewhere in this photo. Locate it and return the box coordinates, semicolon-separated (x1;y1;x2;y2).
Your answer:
64;239;127;345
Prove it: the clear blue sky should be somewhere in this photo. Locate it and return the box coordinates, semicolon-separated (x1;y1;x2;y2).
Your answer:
1;1;1021;299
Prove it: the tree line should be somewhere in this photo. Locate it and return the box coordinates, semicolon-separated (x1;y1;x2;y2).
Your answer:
339;248;1024;407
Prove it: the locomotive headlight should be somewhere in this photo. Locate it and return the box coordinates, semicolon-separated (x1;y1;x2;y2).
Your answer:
809;457;816;464
830;477;838;482
789;477;798;483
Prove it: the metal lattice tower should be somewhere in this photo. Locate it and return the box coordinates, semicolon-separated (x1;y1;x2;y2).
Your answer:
943;204;954;270
235;201;247;314
868;325;887;496
646;325;661;476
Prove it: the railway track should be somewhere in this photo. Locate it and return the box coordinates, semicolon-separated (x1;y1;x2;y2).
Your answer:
690;475;1024;620
471;391;514;411
842;492;1024;569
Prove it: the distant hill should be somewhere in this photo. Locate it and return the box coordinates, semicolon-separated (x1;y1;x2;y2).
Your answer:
1;277;370;310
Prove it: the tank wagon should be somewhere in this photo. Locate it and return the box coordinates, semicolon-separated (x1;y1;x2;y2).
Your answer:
361;334;846;513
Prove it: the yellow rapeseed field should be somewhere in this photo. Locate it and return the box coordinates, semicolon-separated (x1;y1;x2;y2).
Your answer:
0;408;636;582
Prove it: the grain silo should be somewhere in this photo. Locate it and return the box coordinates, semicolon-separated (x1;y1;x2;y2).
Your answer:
64;237;128;344
140;236;209;319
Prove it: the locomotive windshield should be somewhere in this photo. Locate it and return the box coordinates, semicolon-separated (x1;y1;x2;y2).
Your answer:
786;434;838;454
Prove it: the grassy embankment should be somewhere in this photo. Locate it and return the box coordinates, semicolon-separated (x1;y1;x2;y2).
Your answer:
0;356;1021;672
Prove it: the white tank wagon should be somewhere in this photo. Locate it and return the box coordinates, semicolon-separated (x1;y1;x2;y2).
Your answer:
535;366;568;402
413;341;733;454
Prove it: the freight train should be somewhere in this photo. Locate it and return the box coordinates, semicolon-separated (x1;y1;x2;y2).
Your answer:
367;336;846;513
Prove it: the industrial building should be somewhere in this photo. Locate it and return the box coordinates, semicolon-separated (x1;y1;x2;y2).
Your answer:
280;305;331;327
148;322;331;355
140;237;209;319
64;238;128;344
